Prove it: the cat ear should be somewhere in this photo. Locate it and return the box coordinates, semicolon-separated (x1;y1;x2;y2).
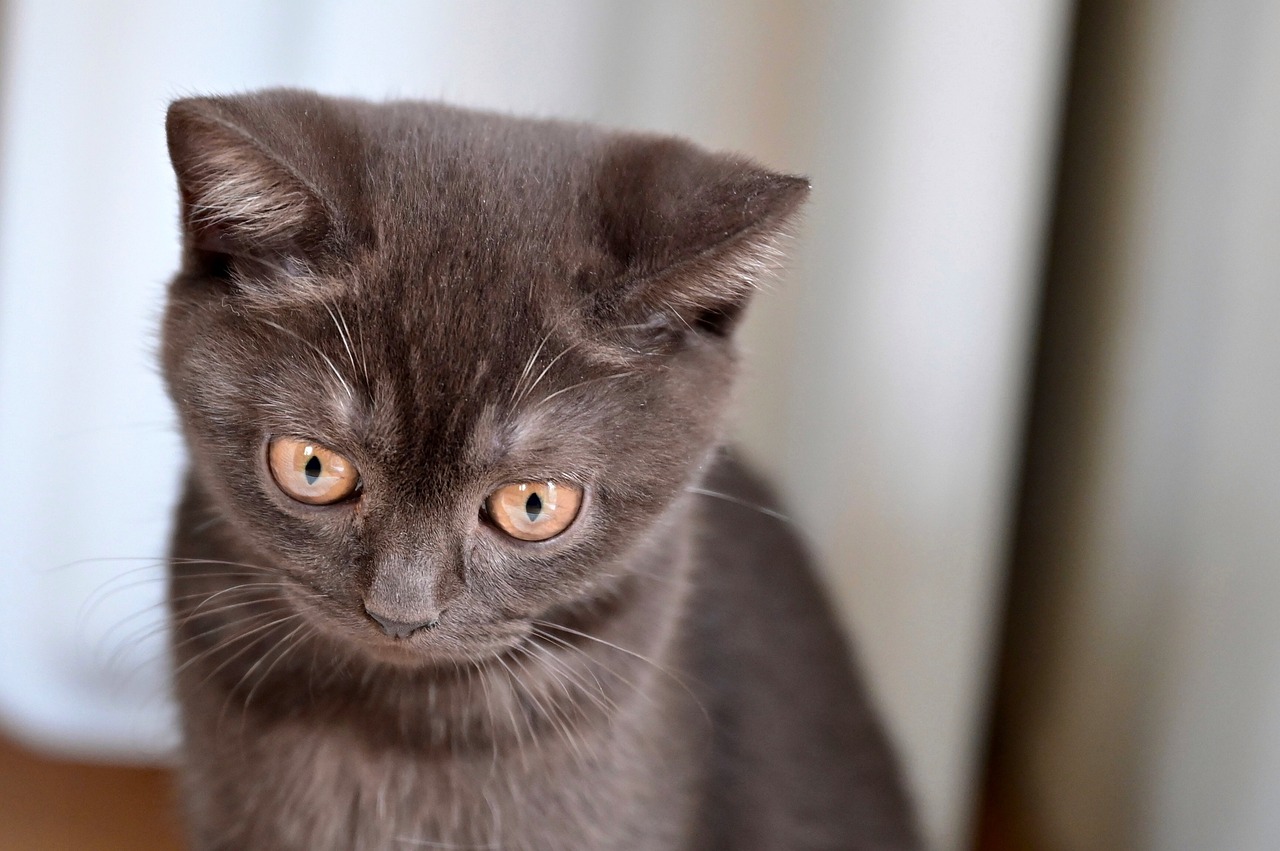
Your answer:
595;138;809;337
166;97;334;269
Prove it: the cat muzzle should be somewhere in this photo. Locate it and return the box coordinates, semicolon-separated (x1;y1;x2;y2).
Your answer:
363;605;442;639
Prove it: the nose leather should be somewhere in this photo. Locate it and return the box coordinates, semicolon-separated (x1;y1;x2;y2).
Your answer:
364;606;440;639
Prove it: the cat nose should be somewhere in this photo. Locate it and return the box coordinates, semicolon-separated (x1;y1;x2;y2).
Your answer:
364;605;441;639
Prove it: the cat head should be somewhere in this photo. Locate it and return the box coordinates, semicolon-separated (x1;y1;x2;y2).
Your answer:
162;89;806;666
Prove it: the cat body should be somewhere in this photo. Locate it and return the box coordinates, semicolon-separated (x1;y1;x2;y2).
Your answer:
162;90;917;850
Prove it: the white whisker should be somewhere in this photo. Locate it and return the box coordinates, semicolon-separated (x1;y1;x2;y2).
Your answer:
325;300;360;380
686;486;791;523
515;340;583;406
259;317;355;401
536;372;634;407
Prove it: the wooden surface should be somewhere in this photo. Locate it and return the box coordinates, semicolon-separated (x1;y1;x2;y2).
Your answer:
0;735;182;850
0;730;1028;850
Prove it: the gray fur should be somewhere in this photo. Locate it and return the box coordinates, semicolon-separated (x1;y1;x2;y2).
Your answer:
161;89;919;850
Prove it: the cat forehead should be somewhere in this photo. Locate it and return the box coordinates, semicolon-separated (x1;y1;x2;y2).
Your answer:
234;118;612;310
359;121;608;280
247;334;615;479
229;292;618;430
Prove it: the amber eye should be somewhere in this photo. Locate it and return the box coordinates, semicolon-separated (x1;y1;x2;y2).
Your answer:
267;438;360;505
486;480;583;542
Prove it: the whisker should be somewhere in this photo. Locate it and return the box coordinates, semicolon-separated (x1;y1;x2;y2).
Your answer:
535;372;634;407
97;582;292;661
113;590;320;667
352;304;372;387
259;317;355;401
658;296;696;334
233;621;315;728
394;836;500;849
191;513;226;535
529;626;649;719
515;340;583;406
490;656;532;774
510;328;555;406
150;612;276;683
531;620;711;729
509;645;593;777
324;300;361;382
686;486;792;523
183;581;300;618
77;569;170;629
178;611;306;684
523;637;616;718
474;658;501;779
169;557;280;570
53;556;166;580
82;569;297;630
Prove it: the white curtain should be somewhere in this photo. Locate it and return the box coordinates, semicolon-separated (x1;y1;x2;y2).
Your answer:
993;2;1280;849
0;3;1070;848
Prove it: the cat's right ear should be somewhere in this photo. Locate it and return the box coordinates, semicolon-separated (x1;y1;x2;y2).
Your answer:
166;97;333;279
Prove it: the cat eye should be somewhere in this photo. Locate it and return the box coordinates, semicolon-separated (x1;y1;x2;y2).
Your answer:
267;438;360;505
485;480;583;542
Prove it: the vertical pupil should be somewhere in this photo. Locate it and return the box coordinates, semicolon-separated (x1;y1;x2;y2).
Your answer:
525;492;543;522
304;454;323;485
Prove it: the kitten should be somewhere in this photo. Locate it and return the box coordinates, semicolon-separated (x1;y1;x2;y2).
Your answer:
161;89;918;850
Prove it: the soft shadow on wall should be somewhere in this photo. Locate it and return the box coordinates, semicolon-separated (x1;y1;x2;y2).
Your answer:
983;0;1280;849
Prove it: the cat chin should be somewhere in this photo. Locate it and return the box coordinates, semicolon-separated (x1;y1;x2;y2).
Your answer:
354;637;522;670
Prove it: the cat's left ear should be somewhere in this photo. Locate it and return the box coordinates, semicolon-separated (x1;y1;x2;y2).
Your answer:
594;137;809;338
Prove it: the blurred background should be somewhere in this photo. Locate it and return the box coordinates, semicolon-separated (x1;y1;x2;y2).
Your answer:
0;1;1275;849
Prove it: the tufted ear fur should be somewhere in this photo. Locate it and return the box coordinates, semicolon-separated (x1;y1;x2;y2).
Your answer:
166;97;336;282
594;137;809;337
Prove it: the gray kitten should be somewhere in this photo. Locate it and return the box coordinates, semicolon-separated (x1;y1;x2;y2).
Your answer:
160;89;918;850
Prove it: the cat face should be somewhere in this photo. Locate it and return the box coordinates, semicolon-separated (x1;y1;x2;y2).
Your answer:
162;90;805;666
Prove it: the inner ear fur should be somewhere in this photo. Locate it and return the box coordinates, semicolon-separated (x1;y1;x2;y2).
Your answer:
594;136;809;337
166;97;335;264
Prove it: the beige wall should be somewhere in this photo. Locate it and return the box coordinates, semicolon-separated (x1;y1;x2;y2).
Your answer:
735;4;1070;847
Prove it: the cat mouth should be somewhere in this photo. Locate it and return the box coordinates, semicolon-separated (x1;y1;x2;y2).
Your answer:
356;619;533;667
360;633;525;667
281;582;532;666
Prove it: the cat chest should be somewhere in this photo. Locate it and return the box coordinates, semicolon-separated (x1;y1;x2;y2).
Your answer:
204;717;702;851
